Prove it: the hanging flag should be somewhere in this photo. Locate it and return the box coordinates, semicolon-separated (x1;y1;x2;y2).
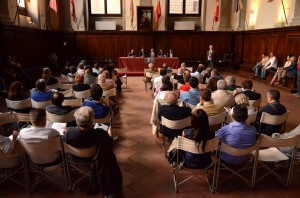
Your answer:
49;0;58;12
130;0;134;28
70;0;76;22
268;0;274;2
214;0;219;22
155;0;161;23
232;0;243;12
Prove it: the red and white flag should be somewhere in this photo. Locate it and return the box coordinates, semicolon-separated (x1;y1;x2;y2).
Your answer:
214;0;219;22
70;0;76;22
155;0;161;23
49;0;58;13
268;0;274;2
130;0;134;28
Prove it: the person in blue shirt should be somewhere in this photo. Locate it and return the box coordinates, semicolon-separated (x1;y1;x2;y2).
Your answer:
180;76;200;107
31;79;54;102
182;109;213;169
215;104;257;164
83;84;110;119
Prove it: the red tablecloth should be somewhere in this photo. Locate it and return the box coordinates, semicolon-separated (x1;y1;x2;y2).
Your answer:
118;57;180;74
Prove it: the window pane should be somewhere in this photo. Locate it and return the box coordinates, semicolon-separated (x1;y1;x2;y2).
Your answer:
91;0;105;14
185;0;199;14
107;0;121;14
169;0;183;14
18;0;26;8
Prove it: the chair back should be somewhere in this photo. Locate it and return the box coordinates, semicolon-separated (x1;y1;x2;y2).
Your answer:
259;134;300;148
0;112;13;125
31;99;52;109
186;67;193;72
260;111;289;126
93;113;111;125
175;136;219;154
161;116;190;130
12;112;31;123
73;89;91;99
19;137;63;157
6;98;32;110
62;98;83;107
220;140;261;157
46;110;75;123
47;83;60;90
59;89;73;98
56;75;69;84
116;68;127;74
249;98;262;111
208;111;226;126
103;88;117;97
59;84;73;90
64;143;97;158
67;76;75;84
246;111;258;125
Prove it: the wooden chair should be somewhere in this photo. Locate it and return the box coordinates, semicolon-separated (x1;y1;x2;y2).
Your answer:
251;134;300;188
73;89;91;99
168;136;220;193
258;111;290;135
47;83;61;90
46;110;75;123
249;98;262;112
63;143;98;192
62;98;83;108
116;68;128;87
31;99;52;109
59;84;73;90
19;137;68;193
5;98;32;112
215;139;261;191
59;89;73;98
143;72;158;93
208;111;227;132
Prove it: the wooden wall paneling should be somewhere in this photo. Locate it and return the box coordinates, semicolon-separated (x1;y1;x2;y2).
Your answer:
154;34;166;54
286;32;300;57
3;30;16;58
123;35;139;57
99;35;113;59
86;35;100;58
217;35;232;61
189;35;203;60
74;34;87;58
233;33;243;63
276;31;287;60
64;33;74;61
138;35;153;54
112;35;124;59
179;36;190;60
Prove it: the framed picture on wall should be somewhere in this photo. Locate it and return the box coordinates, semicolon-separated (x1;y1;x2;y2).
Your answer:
137;6;153;31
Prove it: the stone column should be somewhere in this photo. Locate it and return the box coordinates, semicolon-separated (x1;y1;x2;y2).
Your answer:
58;0;73;31
218;0;233;31
236;0;247;30
290;0;300;26
0;0;12;24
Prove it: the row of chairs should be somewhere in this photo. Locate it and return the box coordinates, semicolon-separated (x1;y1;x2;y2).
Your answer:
170;134;300;193
0;112;103;194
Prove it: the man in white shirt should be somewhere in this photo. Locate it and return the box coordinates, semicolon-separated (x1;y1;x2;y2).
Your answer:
18;108;60;165
261;52;277;80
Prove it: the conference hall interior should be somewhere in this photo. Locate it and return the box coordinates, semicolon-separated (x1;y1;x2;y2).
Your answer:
1;0;300;197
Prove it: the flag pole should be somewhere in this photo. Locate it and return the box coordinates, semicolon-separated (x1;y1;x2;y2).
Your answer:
281;0;288;25
44;3;51;29
13;0;21;25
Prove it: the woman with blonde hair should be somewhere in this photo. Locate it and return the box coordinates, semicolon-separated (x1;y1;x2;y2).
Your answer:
234;93;255;115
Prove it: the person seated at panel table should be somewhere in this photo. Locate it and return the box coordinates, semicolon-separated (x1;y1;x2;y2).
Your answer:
128;49;136;57
150;48;155;58
167;49;175;58
157;49;165;57
139;48;147;58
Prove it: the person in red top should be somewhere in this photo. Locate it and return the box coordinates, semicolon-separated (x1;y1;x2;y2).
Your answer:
294;55;300;98
178;70;191;95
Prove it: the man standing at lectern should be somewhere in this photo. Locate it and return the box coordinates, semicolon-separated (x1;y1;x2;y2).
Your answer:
207;45;216;68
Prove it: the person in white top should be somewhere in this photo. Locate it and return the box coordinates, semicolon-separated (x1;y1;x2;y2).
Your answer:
18;108;60;165
270;55;291;85
0;130;20;168
261;52;277;80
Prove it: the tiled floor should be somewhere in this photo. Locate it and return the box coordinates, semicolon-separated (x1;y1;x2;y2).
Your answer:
1;71;300;197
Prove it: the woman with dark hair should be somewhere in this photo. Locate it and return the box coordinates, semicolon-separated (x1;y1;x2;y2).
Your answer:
7;81;31;113
155;76;174;100
42;67;59;85
206;77;219;92
182;109;212;169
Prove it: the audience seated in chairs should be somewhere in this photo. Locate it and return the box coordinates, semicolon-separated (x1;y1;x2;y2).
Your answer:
193;88;223;116
181;109;213;169
211;80;234;108
7;81;31;113
180;76;200;107
158;91;191;140
202;67;213;84
209;69;223;80
275;56;298;86
206;77;219;92
18;108;61;165
154;77;174;100
256;89;287;136
153;68;167;91
31;79;55;102
42;67;59;86
173;67;184;82
83;67;97;85
76;62;85;75
67;66;77;83
92;62;101;75
62;106;122;196
225;76;241;91
233;93;256;115
46;92;76;126
270;55;292;85
178;70;191;93
0;129;20;169
191;64;205;80
72;74;91;92
234;79;261;100
215;104;257;164
98;74;114;91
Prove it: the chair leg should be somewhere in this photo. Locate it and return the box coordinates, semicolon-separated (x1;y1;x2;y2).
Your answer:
173;168;178;193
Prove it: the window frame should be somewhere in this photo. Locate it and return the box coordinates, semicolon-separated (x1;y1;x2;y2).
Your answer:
17;0;27;16
88;0;123;17
168;0;201;17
